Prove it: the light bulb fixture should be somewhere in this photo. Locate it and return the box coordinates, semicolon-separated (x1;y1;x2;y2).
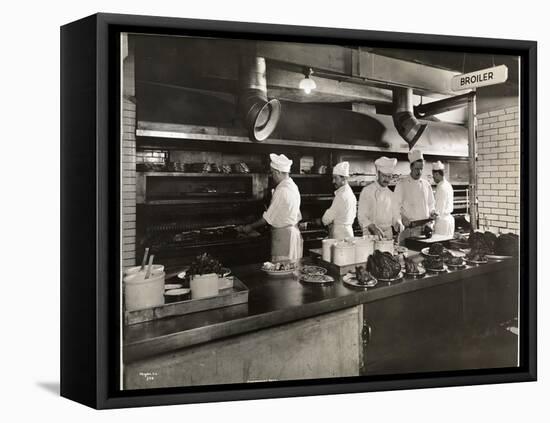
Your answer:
299;67;316;94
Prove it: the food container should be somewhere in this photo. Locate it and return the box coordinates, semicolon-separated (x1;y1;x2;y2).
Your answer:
124;264;165;276
322;238;338;262
374;239;394;255
124;271;165;311
333;241;356;266
218;276;234;290
190;273;219;299
354;237;374;263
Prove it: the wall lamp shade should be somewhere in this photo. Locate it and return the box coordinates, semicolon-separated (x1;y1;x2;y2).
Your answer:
299;69;317;94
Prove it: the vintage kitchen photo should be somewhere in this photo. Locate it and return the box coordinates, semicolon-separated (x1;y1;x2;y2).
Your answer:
119;32;521;390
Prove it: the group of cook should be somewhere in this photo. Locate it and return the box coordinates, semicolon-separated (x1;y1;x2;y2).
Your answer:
237;150;454;262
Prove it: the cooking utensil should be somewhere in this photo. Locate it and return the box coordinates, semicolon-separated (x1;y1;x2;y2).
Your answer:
145;254;155;279
140;247;150;271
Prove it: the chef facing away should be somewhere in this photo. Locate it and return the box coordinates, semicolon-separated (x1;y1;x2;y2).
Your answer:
321;161;357;240
394;149;437;245
432;160;455;236
237;153;303;262
358;156;403;240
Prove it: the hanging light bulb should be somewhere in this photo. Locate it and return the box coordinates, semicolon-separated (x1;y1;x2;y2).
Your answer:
299;68;316;94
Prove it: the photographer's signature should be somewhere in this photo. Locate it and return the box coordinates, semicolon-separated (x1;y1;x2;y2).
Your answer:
138;371;158;382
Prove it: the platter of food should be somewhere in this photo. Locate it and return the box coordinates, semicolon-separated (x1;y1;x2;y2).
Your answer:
465;231;518;262
299;265;327;276
404;258;426;277
261;261;297;276
423;256;448;272
421;242;446;257
366;250;403;281
441;251;466;269
300;274;335;285
343;272;377;288
446;260;466;269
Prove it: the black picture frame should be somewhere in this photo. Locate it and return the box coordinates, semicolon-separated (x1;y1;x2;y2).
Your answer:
60;12;537;409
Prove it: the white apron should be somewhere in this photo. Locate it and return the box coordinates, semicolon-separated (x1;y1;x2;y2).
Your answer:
271;225;303;262
329;223;354;240
363;225;393;240
434;214;455;237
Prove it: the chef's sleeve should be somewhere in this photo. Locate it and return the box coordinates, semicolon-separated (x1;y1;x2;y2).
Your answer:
321;200;336;226
262;189;285;226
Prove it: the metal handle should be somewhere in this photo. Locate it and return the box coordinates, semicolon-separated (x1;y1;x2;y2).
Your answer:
362;321;372;345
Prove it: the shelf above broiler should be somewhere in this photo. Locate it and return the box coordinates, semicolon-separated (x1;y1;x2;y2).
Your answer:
141;198;262;205
137;171;255;177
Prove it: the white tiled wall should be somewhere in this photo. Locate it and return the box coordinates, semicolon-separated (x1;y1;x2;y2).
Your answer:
476;106;520;234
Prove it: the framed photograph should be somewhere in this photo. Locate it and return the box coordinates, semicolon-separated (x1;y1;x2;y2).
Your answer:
60;13;536;409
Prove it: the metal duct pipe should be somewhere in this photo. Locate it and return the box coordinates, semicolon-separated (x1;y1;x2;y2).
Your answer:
392;87;427;150
238;56;281;141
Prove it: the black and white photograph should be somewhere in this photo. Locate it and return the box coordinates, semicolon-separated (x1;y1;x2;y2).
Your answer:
119;31;524;390
8;0;548;419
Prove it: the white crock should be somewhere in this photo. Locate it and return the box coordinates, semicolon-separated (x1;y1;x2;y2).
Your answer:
190;273;220;299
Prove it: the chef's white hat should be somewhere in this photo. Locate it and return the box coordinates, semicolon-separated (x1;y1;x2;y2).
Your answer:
269;153;293;173
374;156;397;174
408;149;424;163
432;160;445;171
333;161;350;177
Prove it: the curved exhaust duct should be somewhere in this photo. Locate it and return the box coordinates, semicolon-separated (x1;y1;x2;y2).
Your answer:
392;87;427;150
238;56;281;141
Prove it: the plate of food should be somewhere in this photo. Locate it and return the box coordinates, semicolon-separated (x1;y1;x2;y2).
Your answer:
343;269;377;288
300;274;335;285
423;256;448;272
404;258;426;277
441;251;466;268
366;250;403;282
446;258;466;269
300;265;327;276
422;242;446;257
261;261;297;276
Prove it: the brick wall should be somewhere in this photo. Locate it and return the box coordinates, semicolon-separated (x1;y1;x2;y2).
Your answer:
121;35;137;269
476;105;520;234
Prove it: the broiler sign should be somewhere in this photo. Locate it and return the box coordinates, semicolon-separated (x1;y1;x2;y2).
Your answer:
451;64;508;91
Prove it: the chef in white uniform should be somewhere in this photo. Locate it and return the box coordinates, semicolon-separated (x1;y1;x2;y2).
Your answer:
358;156;402;240
432;160;455;236
321;161;357;240
237;153;303;262
394;149;437;245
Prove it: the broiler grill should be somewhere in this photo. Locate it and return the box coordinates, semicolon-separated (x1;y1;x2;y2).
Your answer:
136;171;271;268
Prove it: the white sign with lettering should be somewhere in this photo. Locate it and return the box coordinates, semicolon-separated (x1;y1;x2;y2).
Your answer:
451;65;508;91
